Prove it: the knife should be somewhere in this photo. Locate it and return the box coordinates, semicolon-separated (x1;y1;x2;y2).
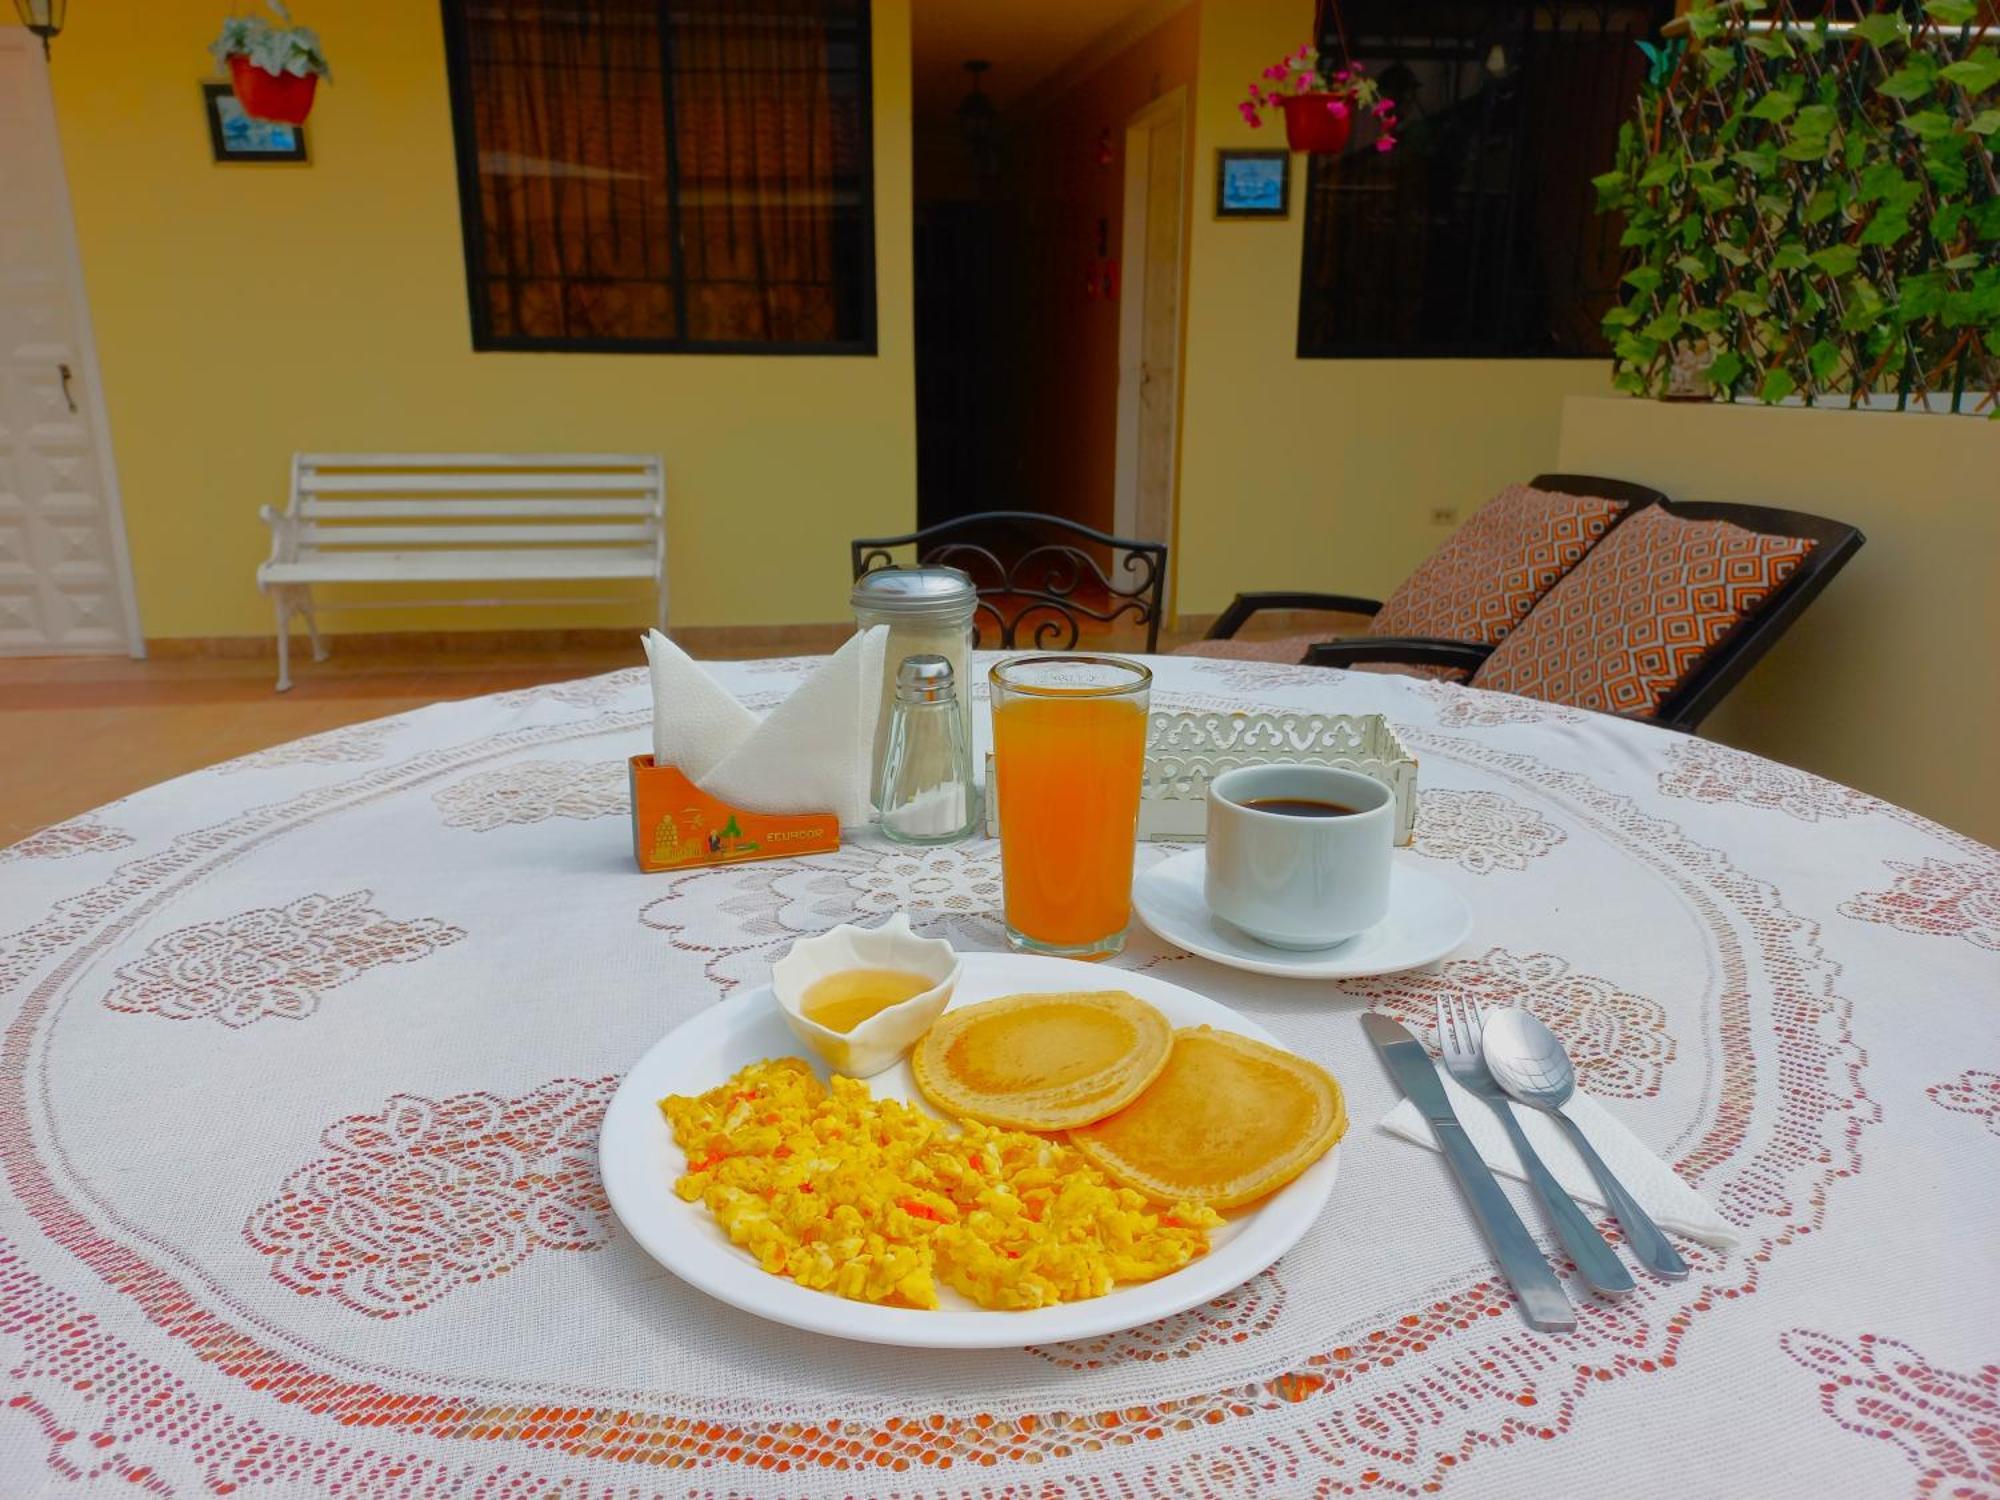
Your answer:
1362;1012;1576;1332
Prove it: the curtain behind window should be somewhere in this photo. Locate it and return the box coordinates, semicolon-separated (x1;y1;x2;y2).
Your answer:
448;0;872;350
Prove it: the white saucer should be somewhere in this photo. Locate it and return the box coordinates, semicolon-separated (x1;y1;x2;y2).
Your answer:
1131;848;1472;979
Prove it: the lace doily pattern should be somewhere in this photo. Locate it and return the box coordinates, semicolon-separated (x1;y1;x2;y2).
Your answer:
0;814;135;862
1341;947;1675;1099
1656;737;1879;823
1839;857;2000;952
245;1078;618;1318
1928;1070;2000;1139
0;658;1972;1499
102;890;466;1028
1780;1330;2000;1500
433;759;627;831
1410;789;1566;874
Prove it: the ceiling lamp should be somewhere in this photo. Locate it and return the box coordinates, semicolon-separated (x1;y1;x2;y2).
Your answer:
958;59;1000;177
13;0;66;58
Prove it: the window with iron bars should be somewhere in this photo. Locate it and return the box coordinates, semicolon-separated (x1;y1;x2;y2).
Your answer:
1299;0;1675;358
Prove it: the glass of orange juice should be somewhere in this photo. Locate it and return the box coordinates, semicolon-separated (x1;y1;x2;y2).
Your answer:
989;654;1151;960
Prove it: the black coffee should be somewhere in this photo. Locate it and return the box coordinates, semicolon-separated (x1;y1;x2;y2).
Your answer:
1241;797;1359;818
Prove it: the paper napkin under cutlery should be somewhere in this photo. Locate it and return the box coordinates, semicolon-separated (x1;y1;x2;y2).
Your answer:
1378;1066;1739;1249
642;627;887;826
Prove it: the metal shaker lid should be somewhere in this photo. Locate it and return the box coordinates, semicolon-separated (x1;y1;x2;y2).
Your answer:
894;654;957;704
850;566;976;617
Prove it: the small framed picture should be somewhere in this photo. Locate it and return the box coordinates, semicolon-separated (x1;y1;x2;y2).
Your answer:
204;82;308;163
1215;149;1291;219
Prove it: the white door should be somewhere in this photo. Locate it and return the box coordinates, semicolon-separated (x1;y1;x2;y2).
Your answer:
1113;88;1187;550
0;29;142;656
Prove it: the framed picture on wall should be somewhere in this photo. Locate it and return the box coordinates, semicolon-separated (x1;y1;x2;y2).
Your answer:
203;83;308;163
1215;150;1289;219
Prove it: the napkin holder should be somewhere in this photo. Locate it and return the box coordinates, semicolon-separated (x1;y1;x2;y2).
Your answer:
983;711;1418;845
628;756;840;872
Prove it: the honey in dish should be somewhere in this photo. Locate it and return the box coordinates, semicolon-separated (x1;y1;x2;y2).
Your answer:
800;969;935;1033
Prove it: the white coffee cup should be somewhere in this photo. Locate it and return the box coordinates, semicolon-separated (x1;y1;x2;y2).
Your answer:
1204;764;1394;950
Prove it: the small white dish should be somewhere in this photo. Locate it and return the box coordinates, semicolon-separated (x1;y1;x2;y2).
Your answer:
600;951;1341;1349
772;913;961;1077
1132;848;1472;979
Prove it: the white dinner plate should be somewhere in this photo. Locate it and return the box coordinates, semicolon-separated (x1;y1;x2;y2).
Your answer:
1132;849;1472;980
599;952;1341;1349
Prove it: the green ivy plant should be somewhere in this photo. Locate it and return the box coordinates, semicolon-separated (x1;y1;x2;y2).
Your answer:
1595;0;1998;413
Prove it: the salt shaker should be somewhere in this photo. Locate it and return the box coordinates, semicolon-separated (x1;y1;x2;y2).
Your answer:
877;655;979;845
850;567;977;803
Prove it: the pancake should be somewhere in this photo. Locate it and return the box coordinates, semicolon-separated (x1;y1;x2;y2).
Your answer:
911;990;1173;1131
1068;1026;1346;1209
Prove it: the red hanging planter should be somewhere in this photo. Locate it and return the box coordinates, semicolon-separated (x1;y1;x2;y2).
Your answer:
1279;94;1353;155
228;54;319;125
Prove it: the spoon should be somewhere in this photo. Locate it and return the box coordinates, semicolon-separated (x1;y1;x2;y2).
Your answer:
1481;1008;1689;1281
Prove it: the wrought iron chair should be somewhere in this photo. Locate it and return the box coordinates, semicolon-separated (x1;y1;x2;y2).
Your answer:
1308;499;1864;733
851;512;1169;652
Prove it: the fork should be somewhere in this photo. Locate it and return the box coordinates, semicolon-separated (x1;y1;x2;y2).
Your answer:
1436;997;1634;1296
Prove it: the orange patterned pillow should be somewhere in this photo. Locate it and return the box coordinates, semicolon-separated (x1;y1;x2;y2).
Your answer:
1366;483;1628;646
1470;507;1815;717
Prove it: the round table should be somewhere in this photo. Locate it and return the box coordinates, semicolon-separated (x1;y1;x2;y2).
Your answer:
1;657;1993;1499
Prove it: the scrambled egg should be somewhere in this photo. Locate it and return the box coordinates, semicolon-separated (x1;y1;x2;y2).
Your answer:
661;1057;1223;1310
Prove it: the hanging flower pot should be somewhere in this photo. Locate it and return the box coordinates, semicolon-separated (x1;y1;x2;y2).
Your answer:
1279;94;1353;154
227;53;318;124
211;3;332;126
1238;39;1398;157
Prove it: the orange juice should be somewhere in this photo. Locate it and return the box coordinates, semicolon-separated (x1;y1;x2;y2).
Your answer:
990;658;1151;958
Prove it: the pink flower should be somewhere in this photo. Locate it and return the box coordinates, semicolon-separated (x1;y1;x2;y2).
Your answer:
1264;64;1287;80
1373;99;1394;116
1375;135;1398;152
1296;43;1312;60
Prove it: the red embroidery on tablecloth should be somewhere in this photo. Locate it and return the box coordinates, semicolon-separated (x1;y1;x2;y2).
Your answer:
1029;1268;1290;1371
1780;1330;2000;1498
1411;789;1565;874
1341;947;1675;1099
1839;858;2000;951
0;815;135;862
1928;1070;2000;1139
216;720;394;773
432;759;626;831
244;1078;617;1318
1656;737;1878;823
102;890;464;1027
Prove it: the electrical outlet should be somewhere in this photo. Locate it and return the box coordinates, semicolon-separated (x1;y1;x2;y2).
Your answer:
1429;507;1458;526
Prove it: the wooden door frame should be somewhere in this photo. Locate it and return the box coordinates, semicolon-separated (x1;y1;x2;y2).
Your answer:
1112;85;1188;554
3;29;144;658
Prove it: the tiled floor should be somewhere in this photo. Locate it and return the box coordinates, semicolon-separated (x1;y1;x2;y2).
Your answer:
0;612;1358;846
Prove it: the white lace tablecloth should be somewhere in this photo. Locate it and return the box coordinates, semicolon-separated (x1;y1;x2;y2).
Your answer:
2;656;1994;1499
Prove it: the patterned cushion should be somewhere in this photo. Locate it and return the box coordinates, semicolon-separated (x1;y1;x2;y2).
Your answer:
1470;507;1816;717
1366;483;1628;646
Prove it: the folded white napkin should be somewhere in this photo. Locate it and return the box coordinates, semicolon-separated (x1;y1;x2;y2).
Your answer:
642;627;887;827
1379;1067;1739;1249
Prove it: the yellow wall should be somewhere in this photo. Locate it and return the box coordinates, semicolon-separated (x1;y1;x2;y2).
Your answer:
45;2;915;640
1558;397;1999;844
1173;0;1612;616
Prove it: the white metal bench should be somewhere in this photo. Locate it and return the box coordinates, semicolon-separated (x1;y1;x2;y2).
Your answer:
256;452;666;690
